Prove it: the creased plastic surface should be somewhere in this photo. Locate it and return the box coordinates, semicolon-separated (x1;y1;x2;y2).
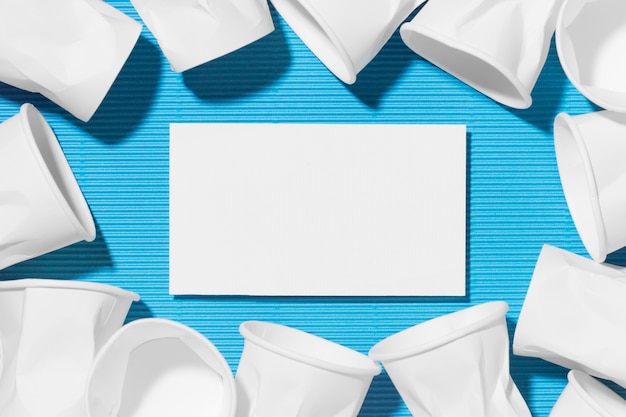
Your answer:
513;244;626;388
0;0;141;121
369;302;530;417
0;279;138;417
400;0;565;108
235;321;380;417
130;0;274;72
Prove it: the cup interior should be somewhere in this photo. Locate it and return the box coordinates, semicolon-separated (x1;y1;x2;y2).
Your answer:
88;319;235;417
117;338;227;417
22;104;96;241
557;0;626;111
240;321;380;376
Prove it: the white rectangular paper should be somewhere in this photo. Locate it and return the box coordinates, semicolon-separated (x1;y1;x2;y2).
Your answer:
169;123;466;296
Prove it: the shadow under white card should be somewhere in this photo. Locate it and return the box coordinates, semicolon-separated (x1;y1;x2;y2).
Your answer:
169;123;466;296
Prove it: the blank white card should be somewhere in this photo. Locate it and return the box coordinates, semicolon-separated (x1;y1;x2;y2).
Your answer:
170;124;466;296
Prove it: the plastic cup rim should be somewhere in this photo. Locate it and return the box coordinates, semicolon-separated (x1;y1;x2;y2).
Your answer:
0;278;139;301
369;301;508;362
239;320;381;377
566;370;620;417
553;112;607;262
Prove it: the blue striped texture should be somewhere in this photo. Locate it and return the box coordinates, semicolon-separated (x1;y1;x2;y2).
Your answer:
1;1;625;416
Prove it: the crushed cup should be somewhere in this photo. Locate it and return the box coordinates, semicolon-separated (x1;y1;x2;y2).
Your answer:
0;104;96;270
0;278;139;417
400;0;565;109
235;320;381;417
553;111;626;262
0;0;141;122
86;318;236;417
268;0;427;84
549;370;626;417
369;301;531;417
130;0;275;72
513;244;626;388
556;0;626;112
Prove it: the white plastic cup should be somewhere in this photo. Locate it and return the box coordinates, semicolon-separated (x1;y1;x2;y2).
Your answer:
400;0;564;109
553;111;626;262
235;321;381;417
0;104;96;270
86;318;236;417
369;301;531;417
130;0;275;72
0;0;141;122
549;371;626;417
0;279;139;417
513;244;626;388
268;0;426;84
556;0;626;112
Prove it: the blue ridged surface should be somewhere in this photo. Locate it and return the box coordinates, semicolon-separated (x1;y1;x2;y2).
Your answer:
1;1;625;416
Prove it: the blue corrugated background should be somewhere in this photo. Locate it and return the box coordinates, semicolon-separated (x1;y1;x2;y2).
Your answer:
1;1;625;416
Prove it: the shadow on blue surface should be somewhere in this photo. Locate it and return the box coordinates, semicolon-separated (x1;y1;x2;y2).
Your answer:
183;11;290;101
345;5;427;110
508;40;569;133
465;131;472;298
511;355;567;406
359;371;403;417
0;84;62;128
0;220;113;280
75;35;161;144
345;30;416;110
126;299;154;323
507;317;569;414
604;245;626;267
602;379;626;400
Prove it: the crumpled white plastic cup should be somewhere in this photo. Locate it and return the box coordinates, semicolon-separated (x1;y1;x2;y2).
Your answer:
0;0;141;122
130;0;275;72
369;301;531;417
268;0;427;84
553;111;626;262
0;278;139;417
0;104;96;271
235;320;381;417
400;0;565;109
549;370;626;417
513;244;626;388
86;318;236;417
556;0;626;112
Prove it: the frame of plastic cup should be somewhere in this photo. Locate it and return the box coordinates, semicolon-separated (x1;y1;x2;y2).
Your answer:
0;104;95;270
0;279;138;417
